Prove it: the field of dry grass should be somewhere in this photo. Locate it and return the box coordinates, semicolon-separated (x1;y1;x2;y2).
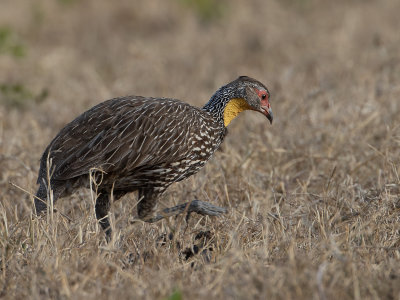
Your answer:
1;0;400;299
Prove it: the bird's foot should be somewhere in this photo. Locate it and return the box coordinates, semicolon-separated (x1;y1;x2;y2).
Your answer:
145;200;227;223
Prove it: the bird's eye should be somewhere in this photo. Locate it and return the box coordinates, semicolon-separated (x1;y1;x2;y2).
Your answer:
261;94;266;99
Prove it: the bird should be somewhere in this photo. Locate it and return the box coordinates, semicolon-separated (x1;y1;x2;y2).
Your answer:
34;76;273;239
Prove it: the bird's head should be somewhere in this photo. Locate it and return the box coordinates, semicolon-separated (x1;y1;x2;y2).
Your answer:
205;76;273;127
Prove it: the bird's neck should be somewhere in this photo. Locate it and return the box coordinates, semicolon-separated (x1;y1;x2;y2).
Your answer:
202;86;250;127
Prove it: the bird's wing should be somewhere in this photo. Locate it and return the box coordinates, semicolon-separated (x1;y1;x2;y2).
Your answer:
41;96;201;181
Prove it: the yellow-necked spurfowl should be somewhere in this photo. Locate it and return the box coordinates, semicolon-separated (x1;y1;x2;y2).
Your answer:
35;76;272;238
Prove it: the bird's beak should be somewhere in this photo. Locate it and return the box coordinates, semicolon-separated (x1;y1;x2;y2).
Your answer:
260;106;273;124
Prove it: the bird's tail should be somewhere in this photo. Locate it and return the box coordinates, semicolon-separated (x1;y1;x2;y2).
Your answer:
34;184;48;215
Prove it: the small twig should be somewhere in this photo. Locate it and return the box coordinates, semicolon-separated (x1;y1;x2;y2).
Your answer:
325;165;336;192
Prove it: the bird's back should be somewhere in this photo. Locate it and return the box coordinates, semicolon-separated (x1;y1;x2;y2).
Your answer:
37;96;224;195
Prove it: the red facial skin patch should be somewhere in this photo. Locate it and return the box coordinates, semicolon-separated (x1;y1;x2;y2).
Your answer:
256;89;270;109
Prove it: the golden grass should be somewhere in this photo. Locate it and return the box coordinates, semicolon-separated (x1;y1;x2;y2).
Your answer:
1;0;400;298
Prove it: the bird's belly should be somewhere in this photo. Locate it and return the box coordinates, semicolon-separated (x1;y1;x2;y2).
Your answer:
111;158;208;189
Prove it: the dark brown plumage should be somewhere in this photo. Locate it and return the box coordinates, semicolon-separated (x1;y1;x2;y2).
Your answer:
35;76;273;239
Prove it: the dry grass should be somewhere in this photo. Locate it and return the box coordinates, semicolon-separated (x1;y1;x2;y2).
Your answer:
1;0;400;299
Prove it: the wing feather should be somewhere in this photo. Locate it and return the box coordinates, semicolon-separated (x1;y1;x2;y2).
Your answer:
40;96;200;181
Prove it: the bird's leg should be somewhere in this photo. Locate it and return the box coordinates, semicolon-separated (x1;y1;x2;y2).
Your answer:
137;188;160;221
145;200;227;223
95;192;111;240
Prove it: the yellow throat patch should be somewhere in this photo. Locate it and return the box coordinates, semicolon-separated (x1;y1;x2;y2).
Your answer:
223;98;251;127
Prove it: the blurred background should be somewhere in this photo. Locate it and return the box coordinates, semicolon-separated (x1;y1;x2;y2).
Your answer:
0;0;400;298
1;0;399;198
1;0;399;176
